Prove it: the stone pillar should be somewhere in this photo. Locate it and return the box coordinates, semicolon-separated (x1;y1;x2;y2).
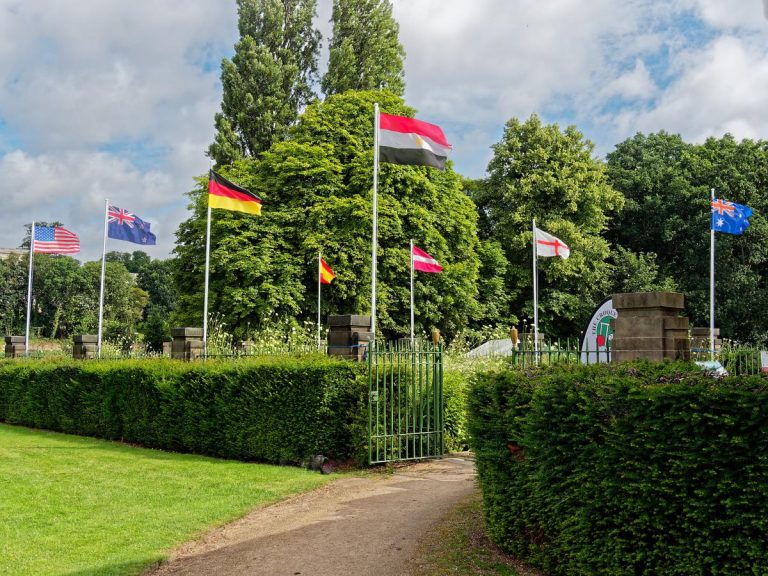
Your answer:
327;315;372;361
73;335;98;360
691;327;721;354
612;292;690;362
5;335;25;358
171;327;203;361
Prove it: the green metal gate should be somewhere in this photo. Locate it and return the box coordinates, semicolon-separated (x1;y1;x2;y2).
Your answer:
368;341;444;464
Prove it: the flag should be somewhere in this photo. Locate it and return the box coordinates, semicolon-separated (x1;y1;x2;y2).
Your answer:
320;258;335;284
534;227;570;259
107;205;157;245
33;226;80;254
379;113;452;170
711;198;752;235
413;245;442;273
208;170;262;215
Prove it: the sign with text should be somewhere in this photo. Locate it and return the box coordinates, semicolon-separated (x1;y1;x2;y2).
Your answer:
580;297;617;364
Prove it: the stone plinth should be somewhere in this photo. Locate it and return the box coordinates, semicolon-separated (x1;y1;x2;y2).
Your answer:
171;327;203;361
5;335;24;358
73;334;98;360
327;315;372;361
612;292;690;362
691;327;721;353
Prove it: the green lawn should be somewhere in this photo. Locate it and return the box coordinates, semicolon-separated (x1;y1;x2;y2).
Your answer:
0;423;334;576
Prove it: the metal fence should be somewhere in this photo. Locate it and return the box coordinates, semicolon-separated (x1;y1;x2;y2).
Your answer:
368;340;444;465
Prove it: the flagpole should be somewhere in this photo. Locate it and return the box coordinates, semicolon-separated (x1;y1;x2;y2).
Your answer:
317;251;322;352
532;218;539;358
202;204;212;355
25;221;35;356
710;188;715;361
97;199;109;358
410;238;414;347
370;102;380;343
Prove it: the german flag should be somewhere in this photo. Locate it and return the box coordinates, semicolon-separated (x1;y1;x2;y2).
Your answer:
208;170;262;215
320;258;335;284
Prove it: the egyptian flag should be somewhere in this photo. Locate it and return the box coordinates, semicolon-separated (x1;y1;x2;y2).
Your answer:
379;113;452;170
320;258;335;284
208;170;262;215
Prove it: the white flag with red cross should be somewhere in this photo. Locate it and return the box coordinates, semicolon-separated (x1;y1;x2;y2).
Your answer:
534;226;570;259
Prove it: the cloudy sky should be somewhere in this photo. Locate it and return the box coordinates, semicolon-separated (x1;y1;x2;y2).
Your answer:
1;0;767;261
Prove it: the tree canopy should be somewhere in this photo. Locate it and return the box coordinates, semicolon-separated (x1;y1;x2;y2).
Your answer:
175;90;479;340
209;0;321;165
472;115;624;339
321;0;405;96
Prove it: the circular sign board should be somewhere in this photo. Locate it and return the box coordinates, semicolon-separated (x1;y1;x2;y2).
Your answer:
579;296;616;364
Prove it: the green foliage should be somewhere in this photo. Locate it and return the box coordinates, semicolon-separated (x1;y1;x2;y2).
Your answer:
1;424;331;576
175;90;481;341
609;246;677;294
472;115;623;339
0;356;367;464
209;0;321;164
468;361;768;575
606;132;768;342
0;255;30;334
321;0;405;96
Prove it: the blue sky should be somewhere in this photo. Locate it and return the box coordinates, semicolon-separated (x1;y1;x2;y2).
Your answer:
1;0;767;261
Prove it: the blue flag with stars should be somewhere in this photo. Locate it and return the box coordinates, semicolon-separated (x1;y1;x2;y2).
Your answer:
711;198;753;236
107;205;157;245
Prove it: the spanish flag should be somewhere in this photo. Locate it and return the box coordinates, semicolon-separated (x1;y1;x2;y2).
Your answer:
320;258;335;284
208;170;262;215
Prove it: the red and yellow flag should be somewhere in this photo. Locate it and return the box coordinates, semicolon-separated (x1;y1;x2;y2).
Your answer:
208;170;262;215
320;258;335;284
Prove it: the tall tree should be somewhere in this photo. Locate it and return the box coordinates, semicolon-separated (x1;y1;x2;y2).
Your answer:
472;115;623;339
209;0;321;165
606;132;768;342
175;90;480;340
321;0;405;96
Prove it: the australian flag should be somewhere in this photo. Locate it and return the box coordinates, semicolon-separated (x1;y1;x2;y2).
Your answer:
711;198;753;236
107;205;157;245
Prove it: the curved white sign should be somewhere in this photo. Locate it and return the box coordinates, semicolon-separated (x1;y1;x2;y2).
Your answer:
580;297;616;364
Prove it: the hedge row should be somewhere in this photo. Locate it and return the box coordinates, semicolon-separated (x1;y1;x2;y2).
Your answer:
0;356;367;464
468;361;768;575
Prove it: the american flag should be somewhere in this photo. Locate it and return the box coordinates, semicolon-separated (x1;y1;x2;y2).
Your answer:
33;226;80;254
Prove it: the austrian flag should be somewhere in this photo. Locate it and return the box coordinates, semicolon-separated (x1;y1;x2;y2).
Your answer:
412;245;442;273
534;227;570;259
379;113;452;170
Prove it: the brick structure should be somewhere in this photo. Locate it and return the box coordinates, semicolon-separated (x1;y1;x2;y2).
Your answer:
612;292;690;362
73;334;98;359
171;327;203;361
327;315;372;361
4;335;24;358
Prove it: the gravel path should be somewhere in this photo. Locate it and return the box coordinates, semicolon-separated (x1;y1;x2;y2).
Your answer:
145;456;476;576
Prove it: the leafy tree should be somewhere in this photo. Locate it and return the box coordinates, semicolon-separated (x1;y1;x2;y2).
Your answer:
175;90;480;340
321;0;405;96
609;246;677;294
105;250;151;274
0;255;29;334
209;0;321;165
606;132;768;342
472;114;624;339
33;255;90;337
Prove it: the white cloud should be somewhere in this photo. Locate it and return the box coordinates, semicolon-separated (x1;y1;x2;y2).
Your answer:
623;35;768;143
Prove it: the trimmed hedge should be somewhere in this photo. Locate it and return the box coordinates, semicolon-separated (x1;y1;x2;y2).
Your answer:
0;356;367;464
468;361;768;575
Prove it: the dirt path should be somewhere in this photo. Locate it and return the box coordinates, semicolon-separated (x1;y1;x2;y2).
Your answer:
145;456;476;576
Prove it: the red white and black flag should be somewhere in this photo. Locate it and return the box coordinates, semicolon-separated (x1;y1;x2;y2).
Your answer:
379;113;452;170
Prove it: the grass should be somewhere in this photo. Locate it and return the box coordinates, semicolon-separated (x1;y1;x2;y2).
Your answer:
0;423;334;576
408;491;542;576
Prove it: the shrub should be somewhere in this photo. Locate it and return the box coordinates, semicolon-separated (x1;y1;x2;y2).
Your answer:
0;356;367;465
468;361;768;575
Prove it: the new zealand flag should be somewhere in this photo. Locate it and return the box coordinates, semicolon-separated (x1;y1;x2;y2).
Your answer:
711;199;753;236
107;205;157;245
